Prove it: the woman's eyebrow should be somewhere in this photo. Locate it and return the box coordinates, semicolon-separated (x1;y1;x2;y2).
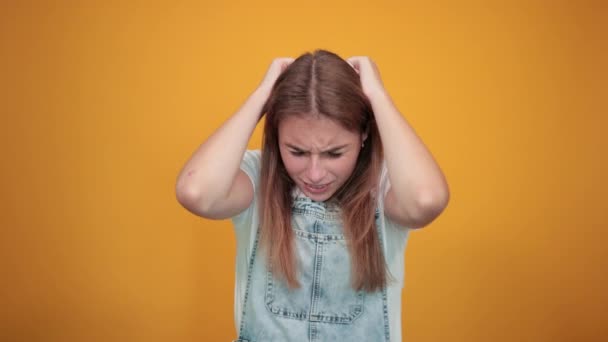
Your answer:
285;143;349;152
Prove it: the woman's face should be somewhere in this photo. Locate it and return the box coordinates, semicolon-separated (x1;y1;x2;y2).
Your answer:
278;115;367;202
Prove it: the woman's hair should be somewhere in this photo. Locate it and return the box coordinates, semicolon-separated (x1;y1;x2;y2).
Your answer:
259;49;388;292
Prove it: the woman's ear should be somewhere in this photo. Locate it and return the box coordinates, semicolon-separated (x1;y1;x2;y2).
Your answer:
362;125;369;144
360;131;368;148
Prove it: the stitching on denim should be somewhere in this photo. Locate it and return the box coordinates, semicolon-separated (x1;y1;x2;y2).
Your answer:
310;221;323;316
375;212;391;342
293;228;345;242
265;263;308;321
308;290;365;324
237;227;260;338
243;207;390;338
292;207;341;221
263;223;365;325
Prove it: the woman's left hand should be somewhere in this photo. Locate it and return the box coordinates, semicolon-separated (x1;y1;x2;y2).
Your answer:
346;56;387;99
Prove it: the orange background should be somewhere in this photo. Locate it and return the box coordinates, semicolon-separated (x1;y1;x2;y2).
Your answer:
1;1;606;341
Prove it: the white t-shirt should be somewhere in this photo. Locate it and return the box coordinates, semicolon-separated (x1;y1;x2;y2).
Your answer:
231;150;411;342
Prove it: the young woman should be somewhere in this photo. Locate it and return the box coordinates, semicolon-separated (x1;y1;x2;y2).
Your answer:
176;49;449;342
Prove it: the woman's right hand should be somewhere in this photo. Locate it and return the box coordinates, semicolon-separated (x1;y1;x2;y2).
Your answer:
257;57;295;94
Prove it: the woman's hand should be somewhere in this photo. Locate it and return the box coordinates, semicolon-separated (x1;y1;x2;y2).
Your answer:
257;57;295;94
346;56;387;99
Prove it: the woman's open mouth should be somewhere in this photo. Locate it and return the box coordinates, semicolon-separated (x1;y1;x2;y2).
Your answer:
304;182;331;194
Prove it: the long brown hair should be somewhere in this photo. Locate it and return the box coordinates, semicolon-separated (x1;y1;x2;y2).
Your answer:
259;49;388;292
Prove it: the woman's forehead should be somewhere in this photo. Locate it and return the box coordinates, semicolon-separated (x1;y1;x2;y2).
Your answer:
278;114;352;130
278;115;359;147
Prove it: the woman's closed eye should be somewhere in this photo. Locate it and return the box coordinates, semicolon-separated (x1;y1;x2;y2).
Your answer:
288;150;343;158
289;150;306;157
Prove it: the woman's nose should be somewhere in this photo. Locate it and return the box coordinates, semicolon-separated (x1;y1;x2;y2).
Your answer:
306;157;327;183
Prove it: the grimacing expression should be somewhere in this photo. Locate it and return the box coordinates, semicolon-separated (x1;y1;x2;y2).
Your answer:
278;115;367;202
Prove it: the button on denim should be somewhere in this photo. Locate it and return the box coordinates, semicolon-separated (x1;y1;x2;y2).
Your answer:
234;196;390;342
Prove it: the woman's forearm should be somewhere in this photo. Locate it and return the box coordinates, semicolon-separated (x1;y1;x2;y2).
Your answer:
370;90;450;214
175;86;270;204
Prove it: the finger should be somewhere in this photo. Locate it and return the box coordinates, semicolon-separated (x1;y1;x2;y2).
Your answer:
280;58;295;71
346;58;360;73
346;56;364;64
279;56;294;65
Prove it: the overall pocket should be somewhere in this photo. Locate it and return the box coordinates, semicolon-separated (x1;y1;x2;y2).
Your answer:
265;228;366;324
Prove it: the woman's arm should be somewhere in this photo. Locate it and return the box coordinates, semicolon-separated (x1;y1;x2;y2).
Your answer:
175;58;294;219
347;56;450;229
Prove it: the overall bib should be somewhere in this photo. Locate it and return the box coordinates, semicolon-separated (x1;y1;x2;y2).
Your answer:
234;196;390;342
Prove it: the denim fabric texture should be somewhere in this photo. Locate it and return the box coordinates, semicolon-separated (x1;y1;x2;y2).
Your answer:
234;195;390;342
232;150;410;342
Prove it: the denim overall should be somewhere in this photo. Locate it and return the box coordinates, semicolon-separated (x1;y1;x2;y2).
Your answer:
234;195;390;342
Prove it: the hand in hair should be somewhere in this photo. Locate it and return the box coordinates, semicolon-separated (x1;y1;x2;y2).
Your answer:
257;57;295;94
346;56;386;99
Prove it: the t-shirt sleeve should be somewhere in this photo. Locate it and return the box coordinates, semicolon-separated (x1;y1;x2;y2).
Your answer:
229;149;262;330
231;149;261;228
378;160;410;231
